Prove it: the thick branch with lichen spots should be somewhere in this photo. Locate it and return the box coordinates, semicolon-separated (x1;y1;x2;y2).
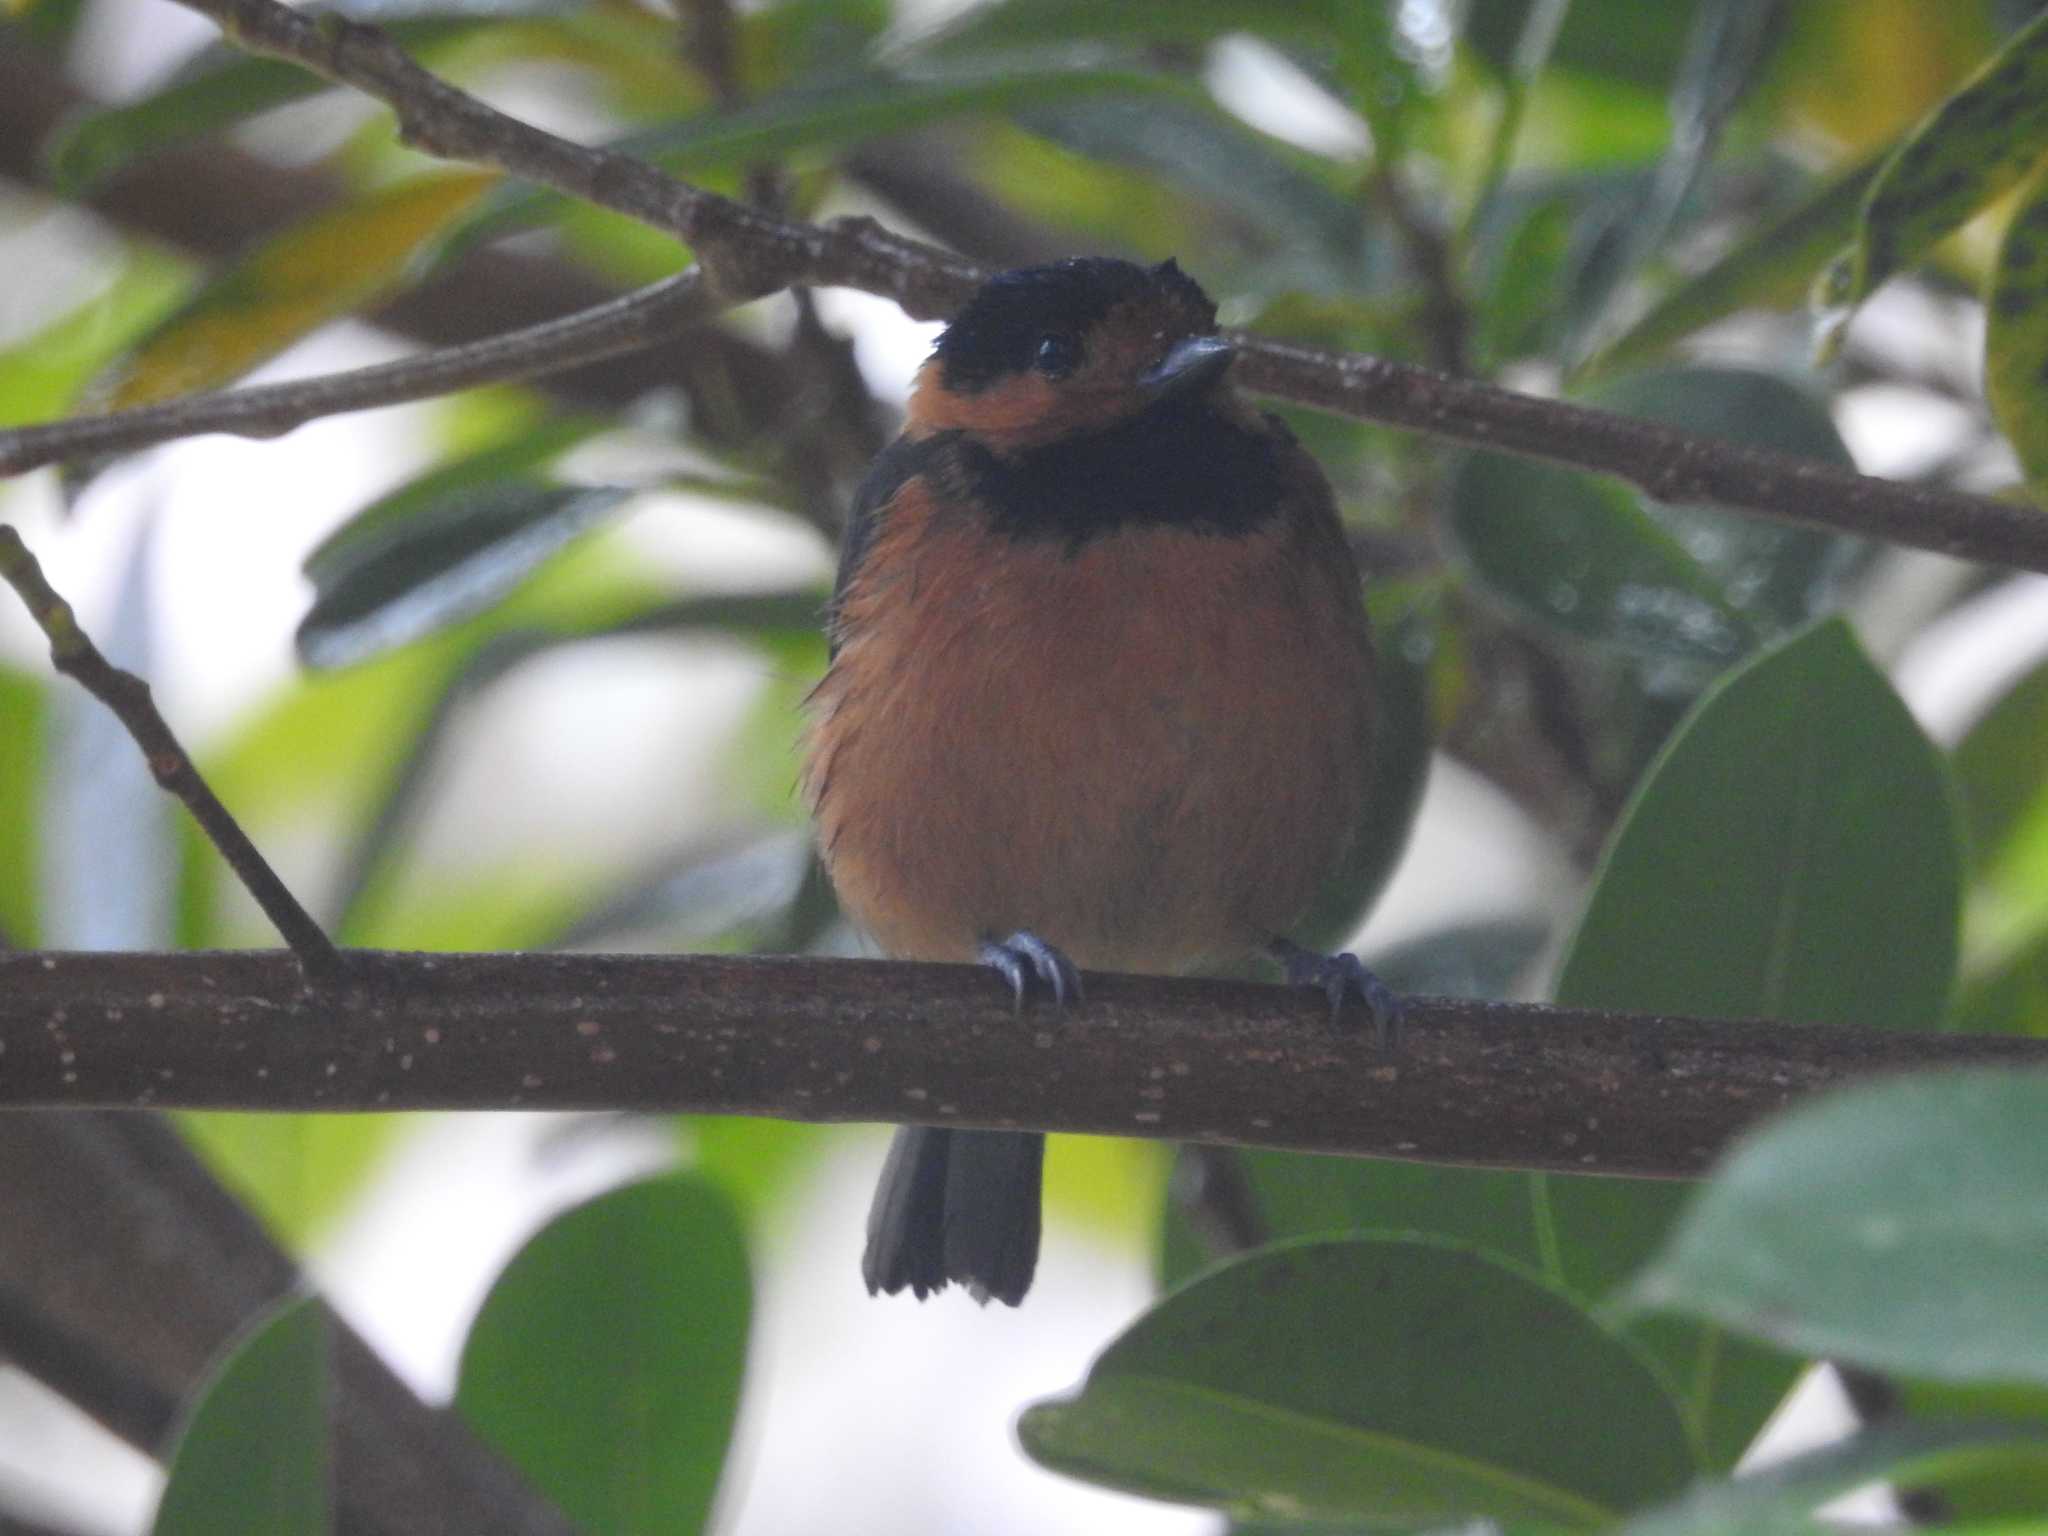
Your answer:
5;949;2045;1178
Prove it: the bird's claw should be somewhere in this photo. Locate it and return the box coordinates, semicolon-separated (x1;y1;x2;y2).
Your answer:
1270;939;1402;1049
979;930;1084;1012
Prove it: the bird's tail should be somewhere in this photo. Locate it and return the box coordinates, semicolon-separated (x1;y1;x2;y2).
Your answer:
862;1126;1044;1307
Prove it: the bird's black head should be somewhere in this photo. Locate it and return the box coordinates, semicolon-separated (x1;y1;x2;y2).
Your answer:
911;258;1233;449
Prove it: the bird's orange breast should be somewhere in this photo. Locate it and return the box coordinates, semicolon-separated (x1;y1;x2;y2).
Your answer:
804;471;1374;975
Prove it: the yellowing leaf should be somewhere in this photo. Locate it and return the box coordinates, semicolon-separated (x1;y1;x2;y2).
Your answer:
1780;0;1996;153
1814;7;2048;357
95;171;496;412
1987;159;2048;503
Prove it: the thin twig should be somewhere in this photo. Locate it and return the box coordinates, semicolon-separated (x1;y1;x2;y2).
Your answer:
1367;163;1471;376
5;949;2046;1178
0;272;714;475
10;0;2042;577
0;528;338;980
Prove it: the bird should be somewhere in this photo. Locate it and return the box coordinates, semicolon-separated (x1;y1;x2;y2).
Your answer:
801;255;1395;1307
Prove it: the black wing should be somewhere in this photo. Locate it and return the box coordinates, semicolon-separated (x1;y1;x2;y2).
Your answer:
827;431;949;657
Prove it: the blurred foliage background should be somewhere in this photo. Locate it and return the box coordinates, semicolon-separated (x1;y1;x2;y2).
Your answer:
8;0;2048;1531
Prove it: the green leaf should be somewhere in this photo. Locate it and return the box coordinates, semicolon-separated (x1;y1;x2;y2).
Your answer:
1953;648;2048;995
0;666;47;945
1619;1421;2048;1536
921;0;1357;57
683;1115;828;1221
0;248;192;428
1954;926;2048;1035
1572;0;1791;356
179;1114;406;1250
455;1175;750;1536
919;0;1415;150
1543;618;1963;1464
1016;93;1369;285
91;171;495;412
1628;1068;2048;1385
1023;1236;1695;1528
1896;1380;2048;1519
1815;5;2048;356
1956;650;2048;866
472;56;1191;239
1464;0;1698;93
45;10;565;191
153;1298;330;1536
1447;451;1754;673
1560;617;1960;1027
1476;196;1573;366
296;480;634;669
1583;154;1883;380
1584;367;1867;639
1986;160;2048;499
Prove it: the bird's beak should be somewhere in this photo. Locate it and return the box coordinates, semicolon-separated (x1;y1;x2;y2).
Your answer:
1137;335;1236;401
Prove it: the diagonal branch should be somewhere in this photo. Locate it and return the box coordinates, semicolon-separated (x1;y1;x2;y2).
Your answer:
7;0;2043;577
0;527;338;979
4;948;2044;1179
0;271;716;474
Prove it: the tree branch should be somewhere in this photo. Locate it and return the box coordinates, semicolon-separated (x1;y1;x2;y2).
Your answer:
0;1113;580;1536
0;528;337;979
8;0;2040;577
0;271;716;474
4;949;2042;1178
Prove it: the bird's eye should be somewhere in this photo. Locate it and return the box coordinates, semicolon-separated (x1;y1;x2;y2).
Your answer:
1033;333;1080;378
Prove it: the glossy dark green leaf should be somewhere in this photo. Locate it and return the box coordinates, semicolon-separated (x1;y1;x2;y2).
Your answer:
1986;160;2048;498
1629;1068;2048;1384
1619;1421;2048;1536
1543;619;1963;1464
296;480;633;670
1816;5;2048;355
1561;616;1961;1027
455;1175;750;1536
1584;154;1883;380
1586;367;1867;638
1448;451;1753;672
0;667;47;945
153;1298;330;1536
301;416;600;590
1024;1236;1695;1528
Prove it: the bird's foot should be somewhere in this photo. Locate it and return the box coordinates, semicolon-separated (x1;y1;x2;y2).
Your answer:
1269;938;1402;1048
978;930;1083;1011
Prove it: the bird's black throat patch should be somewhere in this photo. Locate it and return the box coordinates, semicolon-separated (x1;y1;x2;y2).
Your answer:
957;396;1282;548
